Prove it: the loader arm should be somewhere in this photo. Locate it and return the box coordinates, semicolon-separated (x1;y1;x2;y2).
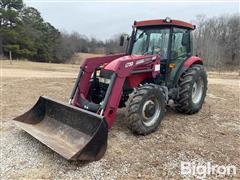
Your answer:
74;54;161;128
77;53;125;98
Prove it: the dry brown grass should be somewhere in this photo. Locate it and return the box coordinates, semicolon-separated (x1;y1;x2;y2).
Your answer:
68;52;104;64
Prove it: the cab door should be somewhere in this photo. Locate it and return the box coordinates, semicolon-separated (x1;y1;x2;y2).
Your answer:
168;27;192;87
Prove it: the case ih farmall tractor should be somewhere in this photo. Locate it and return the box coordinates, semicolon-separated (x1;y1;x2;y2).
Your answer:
14;18;207;161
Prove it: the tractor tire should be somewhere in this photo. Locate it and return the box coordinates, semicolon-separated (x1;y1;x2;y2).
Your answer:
176;64;207;114
126;84;166;135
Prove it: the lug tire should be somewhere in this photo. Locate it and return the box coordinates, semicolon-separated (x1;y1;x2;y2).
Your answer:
126;84;166;135
176;64;208;114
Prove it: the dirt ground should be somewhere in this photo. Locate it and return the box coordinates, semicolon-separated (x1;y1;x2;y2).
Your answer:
1;60;240;179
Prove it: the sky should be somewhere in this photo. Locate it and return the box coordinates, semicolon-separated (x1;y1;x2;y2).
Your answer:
24;0;239;40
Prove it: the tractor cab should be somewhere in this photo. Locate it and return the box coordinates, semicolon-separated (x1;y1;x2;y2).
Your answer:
122;17;195;87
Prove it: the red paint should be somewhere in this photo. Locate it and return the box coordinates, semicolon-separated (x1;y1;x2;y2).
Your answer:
73;48;201;129
102;55;160;127
104;76;125;127
73;54;125;106
127;73;152;88
73;54;161;128
183;56;203;69
80;53;125;72
104;55;156;77
135;19;195;29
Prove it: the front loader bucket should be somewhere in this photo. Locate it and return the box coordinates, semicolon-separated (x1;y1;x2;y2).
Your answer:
13;96;108;161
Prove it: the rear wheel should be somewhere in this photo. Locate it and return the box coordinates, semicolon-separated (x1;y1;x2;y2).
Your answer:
126;84;166;135
176;64;207;114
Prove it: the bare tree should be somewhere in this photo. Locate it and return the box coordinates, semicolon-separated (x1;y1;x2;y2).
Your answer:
193;14;240;70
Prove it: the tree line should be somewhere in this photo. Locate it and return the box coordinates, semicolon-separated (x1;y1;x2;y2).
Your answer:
1;0;61;62
1;0;239;68
193;14;240;70
0;0;124;63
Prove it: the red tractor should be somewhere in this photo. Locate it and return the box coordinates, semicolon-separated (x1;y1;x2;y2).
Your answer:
14;18;208;161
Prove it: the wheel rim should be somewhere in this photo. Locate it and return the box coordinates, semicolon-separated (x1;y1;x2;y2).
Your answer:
192;77;204;104
142;98;161;127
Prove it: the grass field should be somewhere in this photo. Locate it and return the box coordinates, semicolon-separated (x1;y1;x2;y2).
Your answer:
68;52;104;64
1;59;240;179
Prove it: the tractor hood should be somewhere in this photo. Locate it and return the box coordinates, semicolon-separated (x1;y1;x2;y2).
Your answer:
104;54;160;77
104;55;158;71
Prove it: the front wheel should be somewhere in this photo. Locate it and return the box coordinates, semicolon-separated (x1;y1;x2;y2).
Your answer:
126;84;166;135
176;64;208;114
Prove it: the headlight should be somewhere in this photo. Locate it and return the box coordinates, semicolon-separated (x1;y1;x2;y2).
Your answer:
98;77;111;84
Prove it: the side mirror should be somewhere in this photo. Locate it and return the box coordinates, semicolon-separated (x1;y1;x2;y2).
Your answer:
182;32;189;46
182;32;190;52
119;35;124;46
119;35;125;46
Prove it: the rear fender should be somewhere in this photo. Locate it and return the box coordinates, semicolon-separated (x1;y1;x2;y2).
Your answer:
176;56;203;84
183;56;203;69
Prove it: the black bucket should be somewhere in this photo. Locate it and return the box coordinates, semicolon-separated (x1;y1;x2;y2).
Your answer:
13;96;108;161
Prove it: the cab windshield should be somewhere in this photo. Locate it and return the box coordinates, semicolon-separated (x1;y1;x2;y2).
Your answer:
131;27;170;60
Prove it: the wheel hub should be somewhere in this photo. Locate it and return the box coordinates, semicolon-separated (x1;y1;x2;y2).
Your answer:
142;99;161;127
192;77;204;104
144;102;156;118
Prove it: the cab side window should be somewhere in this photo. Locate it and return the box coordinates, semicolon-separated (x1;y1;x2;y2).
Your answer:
171;28;190;60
